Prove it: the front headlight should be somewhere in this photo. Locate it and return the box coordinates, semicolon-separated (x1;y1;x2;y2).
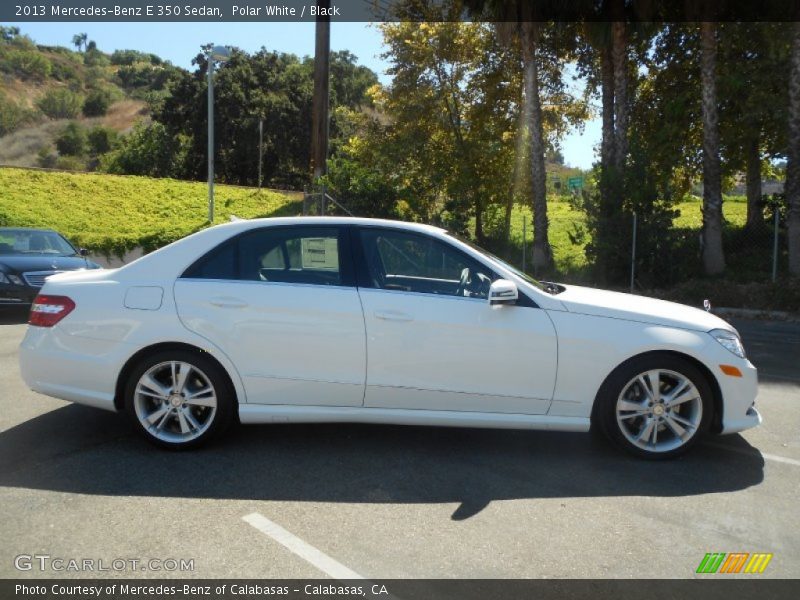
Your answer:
0;272;23;285
710;328;746;359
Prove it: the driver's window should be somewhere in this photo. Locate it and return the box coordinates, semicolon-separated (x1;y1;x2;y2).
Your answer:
360;229;494;299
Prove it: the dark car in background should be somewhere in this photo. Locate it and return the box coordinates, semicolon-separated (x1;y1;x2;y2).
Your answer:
0;228;101;307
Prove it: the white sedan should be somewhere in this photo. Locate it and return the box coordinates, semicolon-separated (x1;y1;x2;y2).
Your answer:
18;217;760;458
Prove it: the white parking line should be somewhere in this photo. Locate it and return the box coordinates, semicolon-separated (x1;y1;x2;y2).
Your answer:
243;512;365;580
704;441;800;467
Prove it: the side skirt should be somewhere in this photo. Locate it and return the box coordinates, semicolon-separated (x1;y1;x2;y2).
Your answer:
238;404;590;432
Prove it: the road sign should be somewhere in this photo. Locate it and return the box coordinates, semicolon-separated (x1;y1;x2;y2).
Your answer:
568;176;584;190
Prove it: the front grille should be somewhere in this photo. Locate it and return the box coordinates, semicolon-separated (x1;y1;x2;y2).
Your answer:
22;271;60;288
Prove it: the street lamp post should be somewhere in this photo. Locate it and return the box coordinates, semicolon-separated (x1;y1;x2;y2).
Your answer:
207;45;230;223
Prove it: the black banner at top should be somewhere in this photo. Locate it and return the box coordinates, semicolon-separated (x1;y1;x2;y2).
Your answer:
2;0;800;23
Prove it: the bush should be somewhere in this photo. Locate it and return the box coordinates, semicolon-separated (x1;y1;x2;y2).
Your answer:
0;48;52;80
37;88;83;119
54;155;87;171
100;121;187;177
83;48;110;68
111;49;162;66
36;146;57;168
87;125;117;155
0;92;36;136
55;122;88;156
82;88;112;117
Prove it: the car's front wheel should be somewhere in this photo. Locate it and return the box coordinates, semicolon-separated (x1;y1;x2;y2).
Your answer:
124;350;235;449
595;354;713;459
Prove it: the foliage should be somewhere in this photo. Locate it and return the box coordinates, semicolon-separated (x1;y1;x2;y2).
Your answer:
0;91;37;136
0;167;300;256
82;88;113;116
87;125;118;155
153;48;377;188
36;88;84;119
111;49;163;66
99;121;189;178
55;122;88;156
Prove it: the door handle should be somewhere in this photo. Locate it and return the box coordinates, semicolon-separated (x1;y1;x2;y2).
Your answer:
209;297;248;308
374;310;413;322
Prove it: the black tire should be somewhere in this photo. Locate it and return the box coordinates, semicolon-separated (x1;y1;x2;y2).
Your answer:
593;353;713;460
124;349;236;450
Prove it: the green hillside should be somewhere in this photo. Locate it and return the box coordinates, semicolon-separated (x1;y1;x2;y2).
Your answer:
0;167;301;256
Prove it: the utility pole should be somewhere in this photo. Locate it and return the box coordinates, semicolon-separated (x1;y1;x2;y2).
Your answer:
206;45;230;223
310;0;330;181
258;118;263;189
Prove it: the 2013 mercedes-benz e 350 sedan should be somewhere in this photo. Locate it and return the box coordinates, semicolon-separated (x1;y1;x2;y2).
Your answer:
18;217;760;458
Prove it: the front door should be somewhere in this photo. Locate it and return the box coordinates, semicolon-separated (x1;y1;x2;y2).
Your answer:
355;227;557;414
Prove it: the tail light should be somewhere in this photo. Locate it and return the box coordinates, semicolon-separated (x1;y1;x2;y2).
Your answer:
29;295;75;327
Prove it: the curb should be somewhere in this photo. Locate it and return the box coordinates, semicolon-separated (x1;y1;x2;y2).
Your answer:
713;307;800;323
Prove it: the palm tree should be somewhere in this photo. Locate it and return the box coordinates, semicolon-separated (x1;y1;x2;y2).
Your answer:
72;33;88;53
466;1;554;270
787;21;800;276
699;21;726;275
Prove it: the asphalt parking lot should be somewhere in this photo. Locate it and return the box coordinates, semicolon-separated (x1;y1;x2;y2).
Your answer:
0;309;798;579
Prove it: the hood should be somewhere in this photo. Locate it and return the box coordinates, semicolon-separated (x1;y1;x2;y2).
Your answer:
555;284;735;333
0;255;98;273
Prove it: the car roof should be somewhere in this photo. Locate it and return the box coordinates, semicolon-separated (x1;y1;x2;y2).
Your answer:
219;216;448;234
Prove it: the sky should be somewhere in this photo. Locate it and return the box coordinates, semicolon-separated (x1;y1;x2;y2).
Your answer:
15;22;600;169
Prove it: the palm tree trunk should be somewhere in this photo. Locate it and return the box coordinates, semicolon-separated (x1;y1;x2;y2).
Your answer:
700;21;726;275
522;25;552;272
787;21;800;276
611;21;628;170
745;133;765;231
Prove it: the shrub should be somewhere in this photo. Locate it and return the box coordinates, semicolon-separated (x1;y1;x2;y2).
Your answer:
111;49;162;66
100;121;187;177
37;88;83;119
82;88;112;116
0;48;52;80
55;122;88;156
54;155;87;171
87;126;117;155
0;92;36;136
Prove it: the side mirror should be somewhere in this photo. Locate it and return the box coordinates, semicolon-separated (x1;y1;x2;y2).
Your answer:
488;279;518;305
79;248;89;257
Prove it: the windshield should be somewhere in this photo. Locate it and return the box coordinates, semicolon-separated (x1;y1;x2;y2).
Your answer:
0;229;77;256
446;233;546;291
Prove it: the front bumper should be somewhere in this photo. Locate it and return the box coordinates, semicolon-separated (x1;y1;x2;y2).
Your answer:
0;283;37;305
717;357;761;434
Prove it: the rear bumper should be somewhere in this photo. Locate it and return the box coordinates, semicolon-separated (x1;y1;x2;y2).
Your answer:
19;325;122;412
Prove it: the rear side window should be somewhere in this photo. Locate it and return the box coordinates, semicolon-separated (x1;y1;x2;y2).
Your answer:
183;226;349;287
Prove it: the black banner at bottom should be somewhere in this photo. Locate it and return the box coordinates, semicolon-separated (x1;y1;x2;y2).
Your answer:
3;579;800;600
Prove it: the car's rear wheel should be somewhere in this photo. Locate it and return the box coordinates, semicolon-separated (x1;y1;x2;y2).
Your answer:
124;350;235;449
595;354;712;459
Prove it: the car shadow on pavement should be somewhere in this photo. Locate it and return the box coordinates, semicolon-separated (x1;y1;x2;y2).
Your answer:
0;404;765;520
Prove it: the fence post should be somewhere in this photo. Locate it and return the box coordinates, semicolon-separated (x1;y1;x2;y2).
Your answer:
522;218;527;273
630;212;637;293
772;208;779;283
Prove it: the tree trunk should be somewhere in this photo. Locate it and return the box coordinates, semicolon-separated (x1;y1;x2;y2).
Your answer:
522;26;552;272
611;21;628;171
700;21;726;275
600;41;615;211
744;133;765;231
475;196;485;244
787;21;800;276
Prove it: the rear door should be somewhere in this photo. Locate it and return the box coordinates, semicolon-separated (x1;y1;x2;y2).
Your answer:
174;225;366;407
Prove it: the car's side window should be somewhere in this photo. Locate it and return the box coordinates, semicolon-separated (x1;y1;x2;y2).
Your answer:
359;228;495;299
183;227;346;287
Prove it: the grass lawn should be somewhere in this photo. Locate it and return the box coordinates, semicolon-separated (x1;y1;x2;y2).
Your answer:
0;167;301;256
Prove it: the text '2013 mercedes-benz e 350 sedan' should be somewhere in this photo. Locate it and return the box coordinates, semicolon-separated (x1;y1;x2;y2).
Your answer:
18;217;760;458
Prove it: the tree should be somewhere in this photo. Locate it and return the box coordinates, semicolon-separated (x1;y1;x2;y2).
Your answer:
72;33;88;53
56;122;88;156
82;88;112;117
787;21;800;276
700;21;725;275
